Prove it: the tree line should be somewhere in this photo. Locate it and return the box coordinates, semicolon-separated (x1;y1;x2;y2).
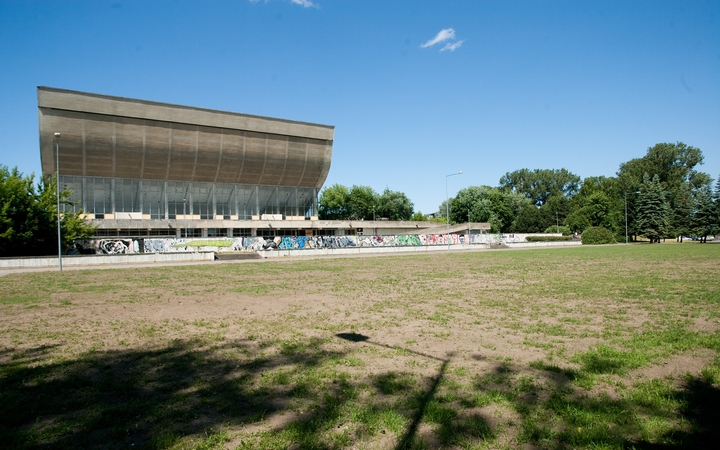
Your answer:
0;166;96;257
2;141;718;257
319;142;720;242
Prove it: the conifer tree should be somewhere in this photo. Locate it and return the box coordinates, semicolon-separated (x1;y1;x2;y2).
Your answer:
692;187;715;243
635;174;669;243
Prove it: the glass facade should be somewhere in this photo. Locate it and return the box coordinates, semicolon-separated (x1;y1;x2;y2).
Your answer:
60;175;318;219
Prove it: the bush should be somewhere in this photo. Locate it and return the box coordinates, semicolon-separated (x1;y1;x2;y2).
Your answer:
526;235;573;242
543;225;571;235
581;227;617;245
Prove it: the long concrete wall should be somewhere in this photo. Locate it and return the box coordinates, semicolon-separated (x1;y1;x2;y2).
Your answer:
0;251;214;269
261;240;582;258
70;233;577;255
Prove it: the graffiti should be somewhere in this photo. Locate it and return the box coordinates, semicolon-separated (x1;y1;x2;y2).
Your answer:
69;233;532;255
73;239;137;255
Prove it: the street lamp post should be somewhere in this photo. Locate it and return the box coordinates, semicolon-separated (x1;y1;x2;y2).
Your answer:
446;171;463;250
183;198;187;239
373;205;376;236
556;211;559;234
625;194;628;244
55;133;62;272
468;209;471;235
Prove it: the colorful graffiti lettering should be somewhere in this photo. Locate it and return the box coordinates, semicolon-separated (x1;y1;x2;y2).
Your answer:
74;233;519;255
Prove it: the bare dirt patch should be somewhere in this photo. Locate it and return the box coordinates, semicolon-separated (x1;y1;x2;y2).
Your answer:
1;245;719;449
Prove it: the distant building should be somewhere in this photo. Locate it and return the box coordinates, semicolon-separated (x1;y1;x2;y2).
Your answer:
39;87;488;240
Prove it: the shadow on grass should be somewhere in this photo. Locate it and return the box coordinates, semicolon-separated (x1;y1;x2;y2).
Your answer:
0;338;348;449
508;362;720;449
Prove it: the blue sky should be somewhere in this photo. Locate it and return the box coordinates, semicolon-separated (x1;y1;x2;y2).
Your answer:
1;0;718;214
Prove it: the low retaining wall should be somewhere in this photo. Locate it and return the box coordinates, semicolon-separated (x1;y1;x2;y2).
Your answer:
261;243;489;258
505;241;582;248
260;240;582;258
0;251;214;269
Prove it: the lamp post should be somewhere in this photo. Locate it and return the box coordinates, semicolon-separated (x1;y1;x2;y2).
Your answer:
556;211;559;234
625;194;628;244
54;133;62;271
446;171;463;250
372;205;376;236
183;198;187;239
468;209;471;235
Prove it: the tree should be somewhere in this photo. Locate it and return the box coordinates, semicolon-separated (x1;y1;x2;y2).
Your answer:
0;166;95;257
635;174;670;243
346;185;378;220
617;142;709;239
617;142;704;194
410;211;427;221
510;203;551;233
499;168;580;207
376;188;414;221
448;186;522;233
318;184;350;220
714;175;720;236
319;184;417;221
692;187;716;243
671;183;694;241
564;192;621;235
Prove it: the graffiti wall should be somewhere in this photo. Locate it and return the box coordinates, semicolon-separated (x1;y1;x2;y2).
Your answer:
71;239;139;255
70;233;527;255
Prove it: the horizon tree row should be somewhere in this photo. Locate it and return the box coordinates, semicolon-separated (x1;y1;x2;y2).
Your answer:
317;142;719;241
438;142;719;241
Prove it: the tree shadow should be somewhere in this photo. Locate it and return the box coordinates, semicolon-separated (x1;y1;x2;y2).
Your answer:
0;338;348;449
480;359;720;449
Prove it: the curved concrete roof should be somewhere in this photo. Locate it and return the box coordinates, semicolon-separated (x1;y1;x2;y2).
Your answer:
38;87;334;188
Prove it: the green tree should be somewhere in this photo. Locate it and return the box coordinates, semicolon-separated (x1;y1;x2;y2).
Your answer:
672;183;694;241
635;174;670;243
510;203;552;233
692;187;716;243
347;185;378;220
499;168;580;207
318;184;350;220
617;142;709;239
564;192;621;234
713;175;720;236
376;188;414;221
448;186;521;233
0;166;95;257
410;211;427;221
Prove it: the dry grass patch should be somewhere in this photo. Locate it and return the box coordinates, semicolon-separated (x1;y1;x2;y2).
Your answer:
1;244;719;449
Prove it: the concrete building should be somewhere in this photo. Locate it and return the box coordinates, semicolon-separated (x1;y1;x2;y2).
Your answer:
38;86;489;241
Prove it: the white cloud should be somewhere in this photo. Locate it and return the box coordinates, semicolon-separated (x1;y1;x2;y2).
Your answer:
290;0;316;7
420;28;456;48
440;40;464;52
249;0;317;7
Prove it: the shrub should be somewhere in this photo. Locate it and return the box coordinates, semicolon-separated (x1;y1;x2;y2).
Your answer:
543;225;571;235
581;227;617;245
526;236;572;242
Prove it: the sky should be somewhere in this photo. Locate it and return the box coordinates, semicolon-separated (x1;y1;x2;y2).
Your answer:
1;0;718;214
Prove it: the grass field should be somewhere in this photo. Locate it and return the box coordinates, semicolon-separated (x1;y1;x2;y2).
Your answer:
1;244;719;449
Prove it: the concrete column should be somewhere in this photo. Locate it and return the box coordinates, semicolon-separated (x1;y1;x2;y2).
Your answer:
163;181;168;219
138;179;143;213
110;178;116;214
254;185;259;217
81;177;87;212
212;183;217;217
189;182;193;215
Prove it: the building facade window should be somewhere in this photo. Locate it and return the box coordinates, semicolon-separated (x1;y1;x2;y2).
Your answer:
58;175;318;219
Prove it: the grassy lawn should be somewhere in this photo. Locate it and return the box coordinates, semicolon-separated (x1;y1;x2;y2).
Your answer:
1;244;719;449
